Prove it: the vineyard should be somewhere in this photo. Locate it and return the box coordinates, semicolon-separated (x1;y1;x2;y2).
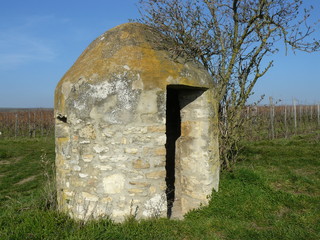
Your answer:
0;104;319;139
243;103;320;140
0;109;54;138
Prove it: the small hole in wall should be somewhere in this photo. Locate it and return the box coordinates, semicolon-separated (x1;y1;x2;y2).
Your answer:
57;114;67;123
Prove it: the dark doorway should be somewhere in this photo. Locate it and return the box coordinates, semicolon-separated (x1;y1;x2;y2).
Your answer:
165;87;181;218
165;85;207;218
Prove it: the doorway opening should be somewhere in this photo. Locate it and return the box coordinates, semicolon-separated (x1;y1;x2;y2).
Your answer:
165;87;181;218
165;85;207;218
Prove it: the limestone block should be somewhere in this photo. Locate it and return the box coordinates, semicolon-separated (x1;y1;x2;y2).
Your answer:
93;145;109;153
129;181;151;187
140;113;159;123
142;194;167;217
79;125;96;139
147;125;166;133
142;147;151;155
103;174;125;194
136;90;158;114
73;166;81;171
181;121;199;137
181;196;206;216
153;157;165;167
82;192;99;202
99;165;113;171
101;197;112;203
155;135;166;145
82;155;94;162
128;188;144;194
125;148;138;154
102;129;114;138
110;155;128;162
132;135;152;143
146;170;166;179
123;127;148;134
79;173;88;178
72;148;78;153
133;159;150;169
192;108;210;118
55;124;69;138
99;155;109;161
149;186;156;194
154;147;166;156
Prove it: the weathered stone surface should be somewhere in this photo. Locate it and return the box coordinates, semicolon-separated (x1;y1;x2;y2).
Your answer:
137;90;159;114
99;165;113;171
129;181;151;187
125;148;138;154
133;159;150;169
154;147;166;156
82;154;94;162
79;173;88;178
55;124;69;138
143;194;167;217
147;125;166;133
55;22;220;223
101;197;112;203
128;188;144;194
73;166;81;171
103;174;125;194
79;125;96;139
146;170;166;179
82;192;99;201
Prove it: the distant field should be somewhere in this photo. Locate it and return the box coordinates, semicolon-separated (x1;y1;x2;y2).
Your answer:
0;108;53;112
0;109;54;138
244;104;320;140
0;133;319;239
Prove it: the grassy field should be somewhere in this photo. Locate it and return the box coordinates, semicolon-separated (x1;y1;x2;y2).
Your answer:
0;133;319;239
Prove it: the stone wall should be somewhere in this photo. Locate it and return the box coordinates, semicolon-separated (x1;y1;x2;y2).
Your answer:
55;23;220;222
56;77;168;221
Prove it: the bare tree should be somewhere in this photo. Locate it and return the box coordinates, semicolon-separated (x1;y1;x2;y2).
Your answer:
137;0;320;169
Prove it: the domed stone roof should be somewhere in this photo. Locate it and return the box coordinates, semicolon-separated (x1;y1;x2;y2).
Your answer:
55;23;213;113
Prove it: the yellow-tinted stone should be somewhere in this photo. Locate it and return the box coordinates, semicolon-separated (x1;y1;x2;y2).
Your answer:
154;147;166;156
55;23;213;113
133;159;150;169
146;170;166;179
129;181;151;187
128;189;144;194
147;125;166;132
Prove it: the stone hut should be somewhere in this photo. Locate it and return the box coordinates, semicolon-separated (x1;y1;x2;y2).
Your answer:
54;23;220;222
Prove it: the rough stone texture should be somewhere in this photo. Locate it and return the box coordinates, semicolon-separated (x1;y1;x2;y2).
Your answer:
54;23;220;222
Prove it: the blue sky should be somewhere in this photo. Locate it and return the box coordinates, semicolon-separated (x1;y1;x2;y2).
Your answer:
0;0;319;108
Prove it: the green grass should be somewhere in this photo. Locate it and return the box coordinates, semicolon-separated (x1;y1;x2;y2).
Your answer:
0;133;319;239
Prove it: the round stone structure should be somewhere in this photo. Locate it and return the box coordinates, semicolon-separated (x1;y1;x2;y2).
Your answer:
54;23;220;222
